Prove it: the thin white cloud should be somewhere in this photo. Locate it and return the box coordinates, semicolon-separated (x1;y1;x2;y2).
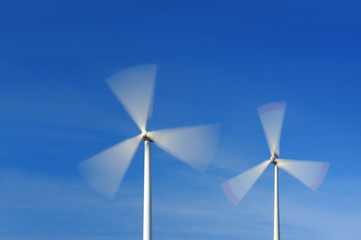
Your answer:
0;170;359;240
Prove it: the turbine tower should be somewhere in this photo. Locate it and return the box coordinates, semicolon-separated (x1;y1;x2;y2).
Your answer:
78;64;219;240
222;101;329;240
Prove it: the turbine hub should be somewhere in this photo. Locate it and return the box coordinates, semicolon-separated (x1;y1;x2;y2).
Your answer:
142;131;153;142
270;154;279;165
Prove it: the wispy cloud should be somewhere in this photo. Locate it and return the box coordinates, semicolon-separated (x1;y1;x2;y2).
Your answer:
0;169;359;239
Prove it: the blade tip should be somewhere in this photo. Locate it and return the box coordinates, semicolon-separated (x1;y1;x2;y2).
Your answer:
222;181;240;206
310;162;330;191
258;101;287;115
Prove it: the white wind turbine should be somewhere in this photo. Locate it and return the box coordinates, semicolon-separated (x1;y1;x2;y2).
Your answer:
222;101;329;240
78;64;219;240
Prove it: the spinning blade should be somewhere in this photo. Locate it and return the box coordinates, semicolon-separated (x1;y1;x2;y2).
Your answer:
148;124;220;172
106;64;157;132
258;101;286;156
222;160;270;205
277;159;330;191
78;134;142;199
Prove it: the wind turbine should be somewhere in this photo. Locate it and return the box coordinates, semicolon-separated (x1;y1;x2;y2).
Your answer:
78;64;219;240
222;101;329;240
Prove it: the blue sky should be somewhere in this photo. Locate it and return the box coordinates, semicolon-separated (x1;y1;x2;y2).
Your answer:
0;0;360;239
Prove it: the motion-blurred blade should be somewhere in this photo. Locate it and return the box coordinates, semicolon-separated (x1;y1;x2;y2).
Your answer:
222;160;270;205
148;124;220;172
78;134;142;199
277;159;330;191
258;101;286;156
106;64;157;132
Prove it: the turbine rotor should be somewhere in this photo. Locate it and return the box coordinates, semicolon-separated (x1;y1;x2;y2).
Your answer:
79;64;220;199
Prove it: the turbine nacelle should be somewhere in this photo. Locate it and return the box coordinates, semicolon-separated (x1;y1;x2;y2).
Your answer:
270;154;279;165
142;130;153;142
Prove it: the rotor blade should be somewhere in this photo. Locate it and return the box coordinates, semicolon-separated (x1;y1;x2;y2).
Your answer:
222;160;270;205
258;101;286;156
106;64;157;132
78;134;142;199
277;159;330;191
148;124;220;172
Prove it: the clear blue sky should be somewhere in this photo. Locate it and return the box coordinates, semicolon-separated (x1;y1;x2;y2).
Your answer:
0;0;360;239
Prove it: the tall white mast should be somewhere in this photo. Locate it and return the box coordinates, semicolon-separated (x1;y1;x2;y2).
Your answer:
143;138;152;240
274;163;280;240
